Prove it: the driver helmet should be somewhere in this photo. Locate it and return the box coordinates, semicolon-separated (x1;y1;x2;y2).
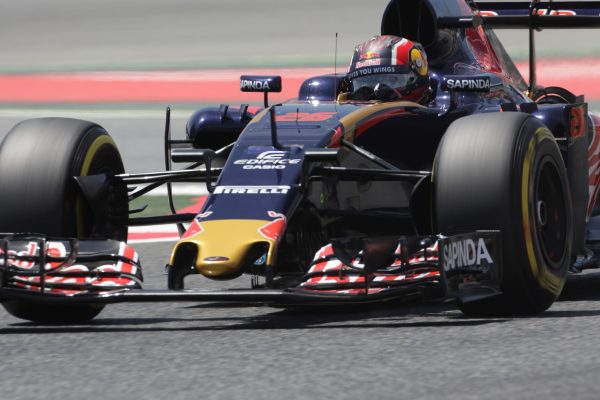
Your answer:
347;35;430;103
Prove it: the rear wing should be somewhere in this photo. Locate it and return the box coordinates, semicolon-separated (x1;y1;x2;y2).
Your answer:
472;1;600;94
474;1;600;28
381;0;600;95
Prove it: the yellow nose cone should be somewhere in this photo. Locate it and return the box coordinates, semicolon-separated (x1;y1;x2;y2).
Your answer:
170;219;284;279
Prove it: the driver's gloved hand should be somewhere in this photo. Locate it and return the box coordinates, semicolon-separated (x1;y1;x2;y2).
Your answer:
373;83;400;101
348;86;375;101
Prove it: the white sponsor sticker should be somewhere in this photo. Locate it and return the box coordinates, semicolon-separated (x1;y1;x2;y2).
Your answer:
442;238;494;272
445;78;491;91
213;185;291;194
234;151;301;170
240;80;270;91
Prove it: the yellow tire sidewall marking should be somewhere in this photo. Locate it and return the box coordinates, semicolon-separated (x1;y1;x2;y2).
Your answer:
521;127;564;296
76;134;117;237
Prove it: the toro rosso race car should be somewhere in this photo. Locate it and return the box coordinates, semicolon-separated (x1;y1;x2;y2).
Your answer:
1;0;600;323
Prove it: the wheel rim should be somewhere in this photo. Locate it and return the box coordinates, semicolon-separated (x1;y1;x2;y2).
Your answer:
533;158;568;269
75;136;125;239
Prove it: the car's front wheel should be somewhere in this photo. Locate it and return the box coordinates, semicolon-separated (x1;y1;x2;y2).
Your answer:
434;112;572;315
0;118;126;323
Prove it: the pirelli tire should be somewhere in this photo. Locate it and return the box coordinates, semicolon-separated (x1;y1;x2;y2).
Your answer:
434;112;572;316
0;118;126;323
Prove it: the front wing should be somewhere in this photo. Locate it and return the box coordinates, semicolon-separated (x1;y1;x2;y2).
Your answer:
0;232;502;307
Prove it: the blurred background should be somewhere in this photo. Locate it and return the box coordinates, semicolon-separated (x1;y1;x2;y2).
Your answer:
1;0;388;72
2;0;600;71
0;0;599;107
1;0;598;186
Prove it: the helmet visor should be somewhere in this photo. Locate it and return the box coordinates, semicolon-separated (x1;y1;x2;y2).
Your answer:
351;73;414;94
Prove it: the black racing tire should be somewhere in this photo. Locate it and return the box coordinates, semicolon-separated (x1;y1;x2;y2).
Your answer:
434;113;572;316
0;118;126;323
2;301;105;324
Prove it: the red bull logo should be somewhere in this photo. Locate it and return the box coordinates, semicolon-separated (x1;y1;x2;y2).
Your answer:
476;10;498;17
182;219;203;239
361;51;380;60
537;9;576;16
258;211;286;242
198;211;213;219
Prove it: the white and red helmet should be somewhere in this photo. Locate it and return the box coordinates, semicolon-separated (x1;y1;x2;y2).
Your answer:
348;35;430;102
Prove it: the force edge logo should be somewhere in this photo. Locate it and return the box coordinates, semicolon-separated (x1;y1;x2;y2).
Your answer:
234;151;301;170
442;238;494;272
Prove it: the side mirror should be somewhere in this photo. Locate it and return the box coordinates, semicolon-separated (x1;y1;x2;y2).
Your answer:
240;75;282;107
171;148;215;163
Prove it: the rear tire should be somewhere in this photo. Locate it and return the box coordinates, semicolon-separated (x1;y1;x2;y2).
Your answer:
434;113;572;316
0;118;126;323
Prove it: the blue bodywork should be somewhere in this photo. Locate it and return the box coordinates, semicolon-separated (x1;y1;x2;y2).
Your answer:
174;0;598;279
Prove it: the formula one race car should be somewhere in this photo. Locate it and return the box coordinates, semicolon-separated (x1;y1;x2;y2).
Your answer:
1;0;600;323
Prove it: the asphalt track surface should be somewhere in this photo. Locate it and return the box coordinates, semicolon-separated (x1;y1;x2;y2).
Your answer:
2;115;600;400
2;241;600;400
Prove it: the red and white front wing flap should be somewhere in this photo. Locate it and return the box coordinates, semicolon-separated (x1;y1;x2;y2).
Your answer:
0;237;143;296
299;241;441;295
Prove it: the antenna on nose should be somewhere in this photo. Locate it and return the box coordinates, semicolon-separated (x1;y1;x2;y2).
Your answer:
334;32;338;102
